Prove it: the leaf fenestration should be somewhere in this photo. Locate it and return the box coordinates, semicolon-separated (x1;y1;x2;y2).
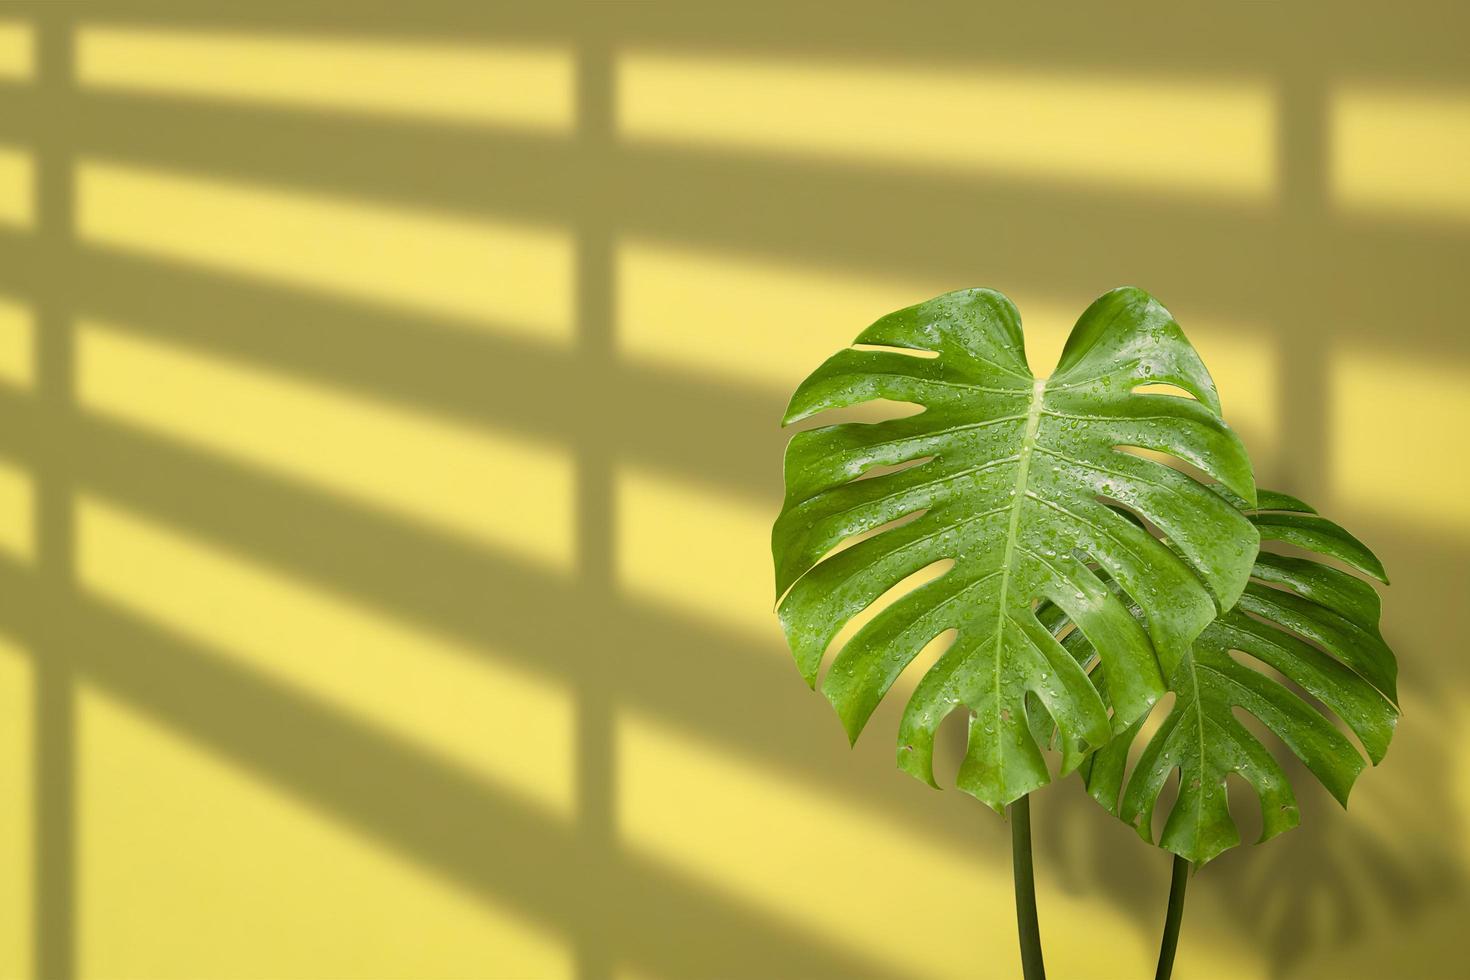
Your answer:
772;287;1258;811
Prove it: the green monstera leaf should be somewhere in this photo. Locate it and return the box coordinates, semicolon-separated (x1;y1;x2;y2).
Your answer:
771;286;1259;811
1065;490;1398;865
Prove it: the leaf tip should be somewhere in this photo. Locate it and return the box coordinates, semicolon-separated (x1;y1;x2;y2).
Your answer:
778;403;807;428
1368;558;1390;586
898;743;940;789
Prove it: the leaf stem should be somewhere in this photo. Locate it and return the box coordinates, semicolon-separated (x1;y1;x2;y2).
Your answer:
1154;854;1190;980
1009;794;1046;980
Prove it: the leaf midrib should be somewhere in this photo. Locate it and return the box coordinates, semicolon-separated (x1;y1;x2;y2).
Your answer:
989;378;1047;782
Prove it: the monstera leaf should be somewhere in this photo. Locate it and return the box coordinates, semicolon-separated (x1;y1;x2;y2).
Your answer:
772;286;1259;811
1067;490;1398;865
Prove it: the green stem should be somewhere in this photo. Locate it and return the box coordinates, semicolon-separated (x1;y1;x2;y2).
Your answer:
1154;854;1190;980
1009;794;1045;980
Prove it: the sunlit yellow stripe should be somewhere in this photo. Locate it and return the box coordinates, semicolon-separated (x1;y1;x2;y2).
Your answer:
0;635;31;980
618;53;1275;197
76;159;574;342
615;708;1230;980
0;455;33;563
0;145;33;228
1331;346;1470;532
76;320;576;570
0;21;32;81
78;681;574;979
77;493;576;817
1332;84;1470;219
615;463;948;695
616;238;953;389
77;25;574;132
0;293;33;388
1134;308;1277;459
615;464;780;642
0;21;30;81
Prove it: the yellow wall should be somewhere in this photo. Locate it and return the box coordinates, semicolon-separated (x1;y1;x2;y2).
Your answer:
0;3;1466;978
